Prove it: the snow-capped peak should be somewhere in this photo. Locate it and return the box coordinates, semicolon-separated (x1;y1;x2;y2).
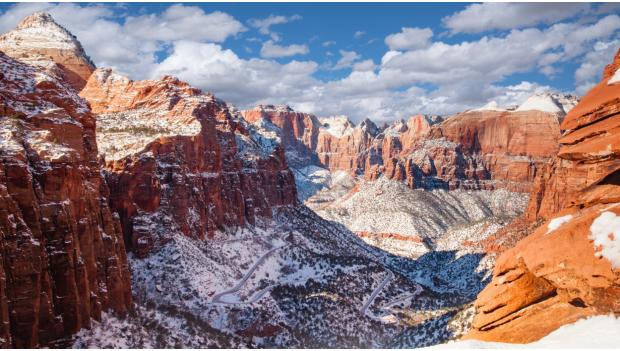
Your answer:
319;115;355;137
473;101;508;112
515;92;578;115
0;11;95;67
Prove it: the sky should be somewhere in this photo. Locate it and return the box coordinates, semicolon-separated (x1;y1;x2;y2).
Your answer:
0;2;619;123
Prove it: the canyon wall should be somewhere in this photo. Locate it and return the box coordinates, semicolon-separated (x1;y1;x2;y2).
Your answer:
0;50;131;347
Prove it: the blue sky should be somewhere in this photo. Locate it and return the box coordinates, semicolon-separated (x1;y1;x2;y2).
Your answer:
0;2;619;122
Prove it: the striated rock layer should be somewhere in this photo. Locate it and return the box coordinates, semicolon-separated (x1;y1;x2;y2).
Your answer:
466;48;620;343
243;106;561;193
81;70;297;257
0;12;95;91
0;51;131;347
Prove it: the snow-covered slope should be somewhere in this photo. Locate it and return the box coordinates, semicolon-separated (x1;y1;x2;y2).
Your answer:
307;177;528;259
71;206;481;348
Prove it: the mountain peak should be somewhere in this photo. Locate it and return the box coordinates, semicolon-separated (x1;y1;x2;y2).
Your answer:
16;11;56;29
0;12;95;90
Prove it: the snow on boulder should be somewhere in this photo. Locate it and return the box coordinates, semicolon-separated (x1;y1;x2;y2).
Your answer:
590;211;620;268
608;68;620;85
545;214;573;235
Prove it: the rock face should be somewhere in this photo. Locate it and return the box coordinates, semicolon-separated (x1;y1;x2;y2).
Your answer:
243;106;561;193
467;48;620;343
0;12;95;91
0;51;131;348
81;70;297;257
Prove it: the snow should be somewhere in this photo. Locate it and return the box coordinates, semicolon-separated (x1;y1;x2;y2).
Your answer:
473;101;507;112
319;116;355;137
96;109;202;160
308;176;527;258
515;93;577;114
545;214;573;235
516;94;562;113
608;68;620;85
433;315;620;348
589;211;620;268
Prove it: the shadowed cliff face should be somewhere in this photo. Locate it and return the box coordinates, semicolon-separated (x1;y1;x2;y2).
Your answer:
0;51;131;347
80;69;298;258
466;48;620;344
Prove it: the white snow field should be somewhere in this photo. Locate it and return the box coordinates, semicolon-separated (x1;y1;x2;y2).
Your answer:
431;315;620;349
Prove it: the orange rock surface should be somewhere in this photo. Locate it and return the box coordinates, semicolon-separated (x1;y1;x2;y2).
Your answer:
467;47;620;344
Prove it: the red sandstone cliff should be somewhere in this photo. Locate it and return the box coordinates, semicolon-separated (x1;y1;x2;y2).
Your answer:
466;48;620;343
0;51;131;348
80;70;297;257
242;106;561;193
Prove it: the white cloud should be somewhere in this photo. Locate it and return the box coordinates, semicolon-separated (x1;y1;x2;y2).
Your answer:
443;3;590;33
1;3;617;124
353;59;376;72
322;40;336;47
385;27;433;51
153;40;318;105
333;50;361;70
575;40;620;94
354;30;365;39
0;3;246;78
260;40;309;58
124;4;245;42
248;14;301;35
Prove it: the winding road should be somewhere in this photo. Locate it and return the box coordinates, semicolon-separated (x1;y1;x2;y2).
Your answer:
211;244;288;304
360;270;394;315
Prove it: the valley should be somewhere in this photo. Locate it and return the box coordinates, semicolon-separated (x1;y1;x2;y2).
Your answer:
0;8;619;349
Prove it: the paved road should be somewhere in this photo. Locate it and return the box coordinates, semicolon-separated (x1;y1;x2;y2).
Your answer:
360;270;394;315
211;244;287;304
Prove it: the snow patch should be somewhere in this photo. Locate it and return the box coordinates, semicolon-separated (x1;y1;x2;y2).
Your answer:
545;214;573;235
608;68;620;85
589;211;620;269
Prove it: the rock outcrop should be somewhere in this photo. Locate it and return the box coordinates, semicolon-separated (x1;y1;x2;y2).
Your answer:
467;48;620;343
81;70;297;257
0;12;95;91
0;50;131;348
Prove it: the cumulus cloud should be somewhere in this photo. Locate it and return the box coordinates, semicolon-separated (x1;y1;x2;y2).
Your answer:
124;4;246;42
260;40;309;58
385;27;433;51
354;30;365;39
575;40;620;94
248;14;301;40
0;2;618;123
153;41;319;105
0;2;246;78
333;50;361;70
443;3;590;33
